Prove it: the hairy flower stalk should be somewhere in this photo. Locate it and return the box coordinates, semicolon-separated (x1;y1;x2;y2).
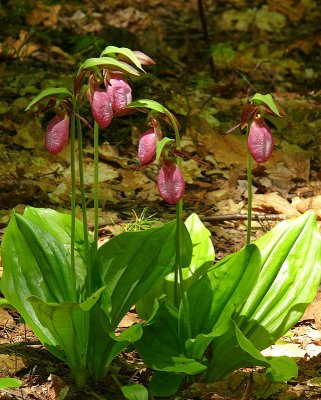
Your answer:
248;117;274;163
157;161;185;205
45;114;70;154
106;75;132;112
138;125;158;165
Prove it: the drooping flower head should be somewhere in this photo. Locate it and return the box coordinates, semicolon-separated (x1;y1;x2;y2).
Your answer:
105;74;132;112
87;75;113;129
157;161;185;204
45;113;70;155
248;116;274;163
138;120;161;166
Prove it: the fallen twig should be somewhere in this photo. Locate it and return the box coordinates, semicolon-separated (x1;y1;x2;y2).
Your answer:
201;213;286;222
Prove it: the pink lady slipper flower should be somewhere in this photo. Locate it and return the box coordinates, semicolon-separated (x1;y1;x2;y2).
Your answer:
248;117;274;163
138;123;160;165
106;75;132;112
89;87;113;129
157;161;185;205
45;113;69;155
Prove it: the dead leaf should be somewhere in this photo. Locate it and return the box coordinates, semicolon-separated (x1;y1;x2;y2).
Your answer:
25;4;62;27
0;354;28;375
292;195;321;219
3;31;40;58
47;374;70;400
252;192;300;218
0;309;14;327
268;0;308;21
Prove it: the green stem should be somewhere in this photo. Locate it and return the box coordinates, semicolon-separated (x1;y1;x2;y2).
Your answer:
166;110;192;339
111;374;127;400
70;103;77;300
76;113;91;277
93;121;99;252
246;125;253;245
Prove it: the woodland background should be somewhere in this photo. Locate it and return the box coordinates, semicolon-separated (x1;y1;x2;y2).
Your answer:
1;1;321;399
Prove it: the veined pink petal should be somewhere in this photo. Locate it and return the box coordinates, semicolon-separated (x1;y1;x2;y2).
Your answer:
248;118;274;163
107;77;132;112
90;88;113;128
157;161;185;205
138;127;158;165
45;114;69;155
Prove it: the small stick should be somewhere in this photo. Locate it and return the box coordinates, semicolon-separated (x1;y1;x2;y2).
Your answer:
201;213;286;222
197;0;215;77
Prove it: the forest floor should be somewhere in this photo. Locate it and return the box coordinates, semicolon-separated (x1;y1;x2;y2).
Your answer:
1;0;321;398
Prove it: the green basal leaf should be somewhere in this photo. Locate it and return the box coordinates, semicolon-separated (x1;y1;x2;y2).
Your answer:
265;356;298;382
22;207;90;290
100;46;144;71
206;321;270;382
25;87;72;111
156;137;174;160
206;323;297;383
77;57;140;77
149;371;183;397
236;210;321;350
136;213;213;320
89;219;189;382
181;244;261;340
250;93;281;117
0;208;90;362
29;287;105;387
135;299;206;375
127;99;167;113
206;211;320;382
87;305;135;382
0;298;13;309
0;378;22;389
97;219;184;328
121;383;149;400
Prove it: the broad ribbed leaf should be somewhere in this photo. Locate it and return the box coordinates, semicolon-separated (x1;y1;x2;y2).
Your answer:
77;57;140;77
236;210;321;350
265;356;298;381
29;287;105;388
127;99;166;113
0;378;22;389
25;87;72;110
182;244;260;340
135;299;206;375
149;371;183;397
23;207;89;291
100;46;145;71
156;137;174;160
1;209;88;357
206;321;297;382
97;220;182;328
121;383;149;400
251;93;281;116
136;213;213;320
206;211;319;382
87;309;143;381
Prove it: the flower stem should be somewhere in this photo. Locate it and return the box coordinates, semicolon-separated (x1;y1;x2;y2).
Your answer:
70;101;77;300
76;113;91;275
166;110;192;338
246;125;253;245
93;121;99;252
